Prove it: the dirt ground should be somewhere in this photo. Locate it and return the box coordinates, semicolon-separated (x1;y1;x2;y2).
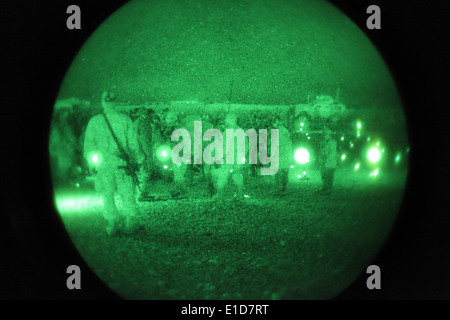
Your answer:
56;168;407;299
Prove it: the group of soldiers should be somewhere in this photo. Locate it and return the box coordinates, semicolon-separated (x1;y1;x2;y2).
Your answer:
82;91;338;235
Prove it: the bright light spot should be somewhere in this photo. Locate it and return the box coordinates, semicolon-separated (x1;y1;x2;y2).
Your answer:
341;154;346;160
367;147;381;163
373;169;379;176
92;154;98;164
381;149;385;153
303;171;306;175
357;122;362;129
395;154;401;163
244;194;250;198
242;157;245;163
367;137;371;141
290;165;294;169
306;133;309;136
350;142;354;148
163;165;168;169
356;131;360;137
230;169;233;173
300;128;303;131
300;122;304;127
354;163;360;170
55;194;103;214
307;137;310;140
297;175;301;178
340;136;344;141
75;183;80;188
376;141;380;147
294;148;310;164
156;145;171;162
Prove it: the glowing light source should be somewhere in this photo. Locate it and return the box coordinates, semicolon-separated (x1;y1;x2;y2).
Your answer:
300;122;304;127
55;194;103;214
341;154;346;160
156;145;171;162
370;169;379;177
294;148;310;164
163;165;168;169
354;163;360;170
357;122;362;129
92;154;98;164
367;147;381;163
395;153;401;163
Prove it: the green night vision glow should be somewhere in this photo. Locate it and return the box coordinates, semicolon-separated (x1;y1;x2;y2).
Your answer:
294;148;310;164
367;147;381;163
49;0;409;301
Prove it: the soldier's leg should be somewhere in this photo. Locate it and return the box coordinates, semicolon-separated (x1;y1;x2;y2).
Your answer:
231;166;244;197
321;168;333;193
213;165;231;198
116;169;138;232
172;162;187;196
327;168;335;191
280;168;289;192
95;167;119;235
139;156;152;194
203;164;215;196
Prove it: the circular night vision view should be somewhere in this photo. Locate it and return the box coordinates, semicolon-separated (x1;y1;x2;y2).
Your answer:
50;0;409;299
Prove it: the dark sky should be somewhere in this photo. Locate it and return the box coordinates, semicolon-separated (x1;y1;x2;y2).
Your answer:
58;0;402;111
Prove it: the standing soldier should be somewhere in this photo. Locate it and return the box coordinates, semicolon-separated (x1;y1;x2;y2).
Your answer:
134;107;157;198
160;110;187;197
274;116;293;195
84;91;143;235
200;113;215;196
49;106;78;187
318;125;338;194
212;113;247;200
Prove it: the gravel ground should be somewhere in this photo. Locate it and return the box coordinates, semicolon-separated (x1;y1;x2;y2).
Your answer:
57;169;407;300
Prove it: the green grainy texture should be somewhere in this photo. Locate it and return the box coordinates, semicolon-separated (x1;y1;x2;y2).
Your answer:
58;0;402;110
51;0;409;299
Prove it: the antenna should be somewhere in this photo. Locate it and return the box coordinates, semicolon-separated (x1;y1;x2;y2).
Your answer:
227;78;234;113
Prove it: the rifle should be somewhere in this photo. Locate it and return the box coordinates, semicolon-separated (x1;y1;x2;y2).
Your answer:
102;113;141;191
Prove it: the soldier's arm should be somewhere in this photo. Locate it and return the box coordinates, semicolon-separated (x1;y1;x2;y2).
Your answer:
83;119;97;159
83;119;99;174
126;118;144;165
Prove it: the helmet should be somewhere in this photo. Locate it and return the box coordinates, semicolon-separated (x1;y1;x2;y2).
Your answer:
101;91;116;102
